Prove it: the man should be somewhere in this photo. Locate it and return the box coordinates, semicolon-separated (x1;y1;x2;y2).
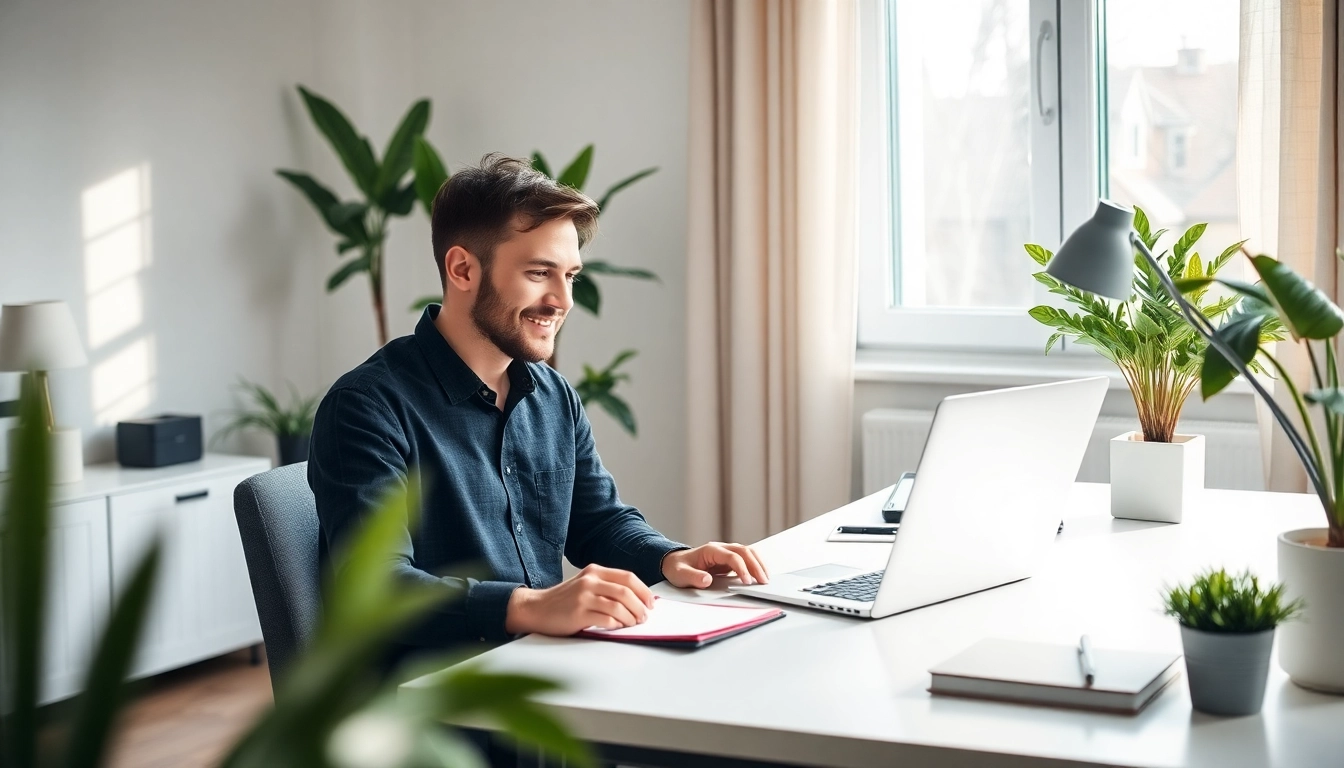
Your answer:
308;154;769;654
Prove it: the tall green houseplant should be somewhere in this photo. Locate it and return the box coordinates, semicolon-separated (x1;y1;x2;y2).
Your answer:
277;86;434;347
411;143;658;436
1025;207;1282;442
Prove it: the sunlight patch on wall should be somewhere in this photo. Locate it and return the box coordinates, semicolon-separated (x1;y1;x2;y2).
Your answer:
91;336;155;425
82;165;156;426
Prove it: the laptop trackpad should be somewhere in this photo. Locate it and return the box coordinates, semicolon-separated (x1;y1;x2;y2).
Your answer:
788;563;863;580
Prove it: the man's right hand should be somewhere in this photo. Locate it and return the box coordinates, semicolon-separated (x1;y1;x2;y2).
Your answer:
504;564;655;636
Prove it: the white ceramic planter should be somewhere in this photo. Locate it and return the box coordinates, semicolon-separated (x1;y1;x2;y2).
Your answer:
1109;432;1204;523
1278;528;1344;693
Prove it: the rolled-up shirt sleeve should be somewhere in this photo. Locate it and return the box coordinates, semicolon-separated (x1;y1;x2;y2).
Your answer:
308;386;522;643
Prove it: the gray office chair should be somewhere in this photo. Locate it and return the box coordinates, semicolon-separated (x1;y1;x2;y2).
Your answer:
233;461;321;691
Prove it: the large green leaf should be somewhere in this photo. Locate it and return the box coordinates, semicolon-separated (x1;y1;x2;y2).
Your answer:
296;85;380;198
1251;254;1344;339
384;182;418;217
327;253;371;292
531;151;552;178
572;274;600;316
1201;313;1264;399
557;145;594;190
62;541;161;768
591;392;636;436
595;167;657;213
1173;222;1207;264
1133;206;1153;248
1024;243;1052;267
581;260;659;281
412;137;449;216
1306;387;1344;415
375;99;430;203
1;385;51;768
275;171;367;243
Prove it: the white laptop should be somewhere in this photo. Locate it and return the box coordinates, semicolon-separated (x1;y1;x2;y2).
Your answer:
728;377;1108;619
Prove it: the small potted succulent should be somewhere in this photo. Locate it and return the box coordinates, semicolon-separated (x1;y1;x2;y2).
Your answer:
215;378;320;466
1162;568;1303;715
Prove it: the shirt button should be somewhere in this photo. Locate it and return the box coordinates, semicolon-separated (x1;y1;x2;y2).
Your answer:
516;524;523;533
505;466;512;475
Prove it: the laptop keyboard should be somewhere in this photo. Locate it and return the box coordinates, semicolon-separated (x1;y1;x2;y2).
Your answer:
802;570;885;602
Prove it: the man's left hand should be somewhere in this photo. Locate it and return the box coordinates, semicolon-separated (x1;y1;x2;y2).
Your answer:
661;543;770;589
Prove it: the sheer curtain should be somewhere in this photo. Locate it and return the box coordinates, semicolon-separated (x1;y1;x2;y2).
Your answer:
685;0;859;544
1239;0;1342;491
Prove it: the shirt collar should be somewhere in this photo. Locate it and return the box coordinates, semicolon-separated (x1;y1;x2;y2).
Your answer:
414;304;537;405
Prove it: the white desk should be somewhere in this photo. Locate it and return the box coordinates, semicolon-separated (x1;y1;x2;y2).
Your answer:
404;484;1343;767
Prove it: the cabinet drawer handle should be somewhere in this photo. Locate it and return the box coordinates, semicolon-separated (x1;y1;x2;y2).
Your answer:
175;489;209;503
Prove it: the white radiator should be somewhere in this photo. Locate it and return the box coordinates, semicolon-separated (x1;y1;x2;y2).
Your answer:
861;410;1264;496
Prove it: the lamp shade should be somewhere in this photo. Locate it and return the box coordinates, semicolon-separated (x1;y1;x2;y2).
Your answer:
0;301;88;371
1045;199;1136;301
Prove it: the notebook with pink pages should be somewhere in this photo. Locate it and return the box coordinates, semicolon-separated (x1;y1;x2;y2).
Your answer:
576;597;785;648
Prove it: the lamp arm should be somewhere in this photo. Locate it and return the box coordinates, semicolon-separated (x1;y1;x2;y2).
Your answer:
1130;233;1331;506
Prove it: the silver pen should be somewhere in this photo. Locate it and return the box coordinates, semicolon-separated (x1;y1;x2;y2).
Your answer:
1078;634;1096;686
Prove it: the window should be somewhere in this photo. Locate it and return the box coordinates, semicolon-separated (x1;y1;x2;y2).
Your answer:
857;0;1243;352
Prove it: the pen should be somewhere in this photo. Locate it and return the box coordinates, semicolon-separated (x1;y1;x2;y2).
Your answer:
1078;634;1096;686
836;526;899;535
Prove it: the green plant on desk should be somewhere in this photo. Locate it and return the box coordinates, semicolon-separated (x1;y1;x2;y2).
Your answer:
1;383;591;768
1177;252;1344;547
1026;207;1282;443
1163;568;1303;632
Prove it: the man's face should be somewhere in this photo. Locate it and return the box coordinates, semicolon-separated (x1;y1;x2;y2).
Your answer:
470;216;581;363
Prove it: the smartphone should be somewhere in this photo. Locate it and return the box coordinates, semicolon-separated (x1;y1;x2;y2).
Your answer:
882;472;914;523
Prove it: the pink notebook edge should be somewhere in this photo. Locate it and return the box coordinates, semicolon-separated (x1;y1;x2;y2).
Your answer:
575;598;784;642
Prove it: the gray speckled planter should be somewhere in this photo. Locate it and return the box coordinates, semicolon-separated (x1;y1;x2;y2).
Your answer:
1180;625;1274;716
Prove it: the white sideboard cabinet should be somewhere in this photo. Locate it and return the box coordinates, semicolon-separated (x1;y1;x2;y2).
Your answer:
2;453;270;705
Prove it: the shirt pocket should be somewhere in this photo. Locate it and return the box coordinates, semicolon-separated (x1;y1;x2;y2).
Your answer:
531;464;575;548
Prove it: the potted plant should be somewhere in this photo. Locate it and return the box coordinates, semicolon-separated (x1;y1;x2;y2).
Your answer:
215;379;320;466
276;86;436;347
1176;251;1344;692
1025;208;1281;523
1162;568;1302;715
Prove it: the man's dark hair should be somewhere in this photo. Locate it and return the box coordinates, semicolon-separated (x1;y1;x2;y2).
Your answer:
430;153;600;288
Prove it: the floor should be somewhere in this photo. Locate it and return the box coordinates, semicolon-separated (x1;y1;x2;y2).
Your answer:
37;647;275;768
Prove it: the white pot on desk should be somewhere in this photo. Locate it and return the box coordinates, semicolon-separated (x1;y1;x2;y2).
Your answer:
1278;529;1344;693
1109;431;1203;523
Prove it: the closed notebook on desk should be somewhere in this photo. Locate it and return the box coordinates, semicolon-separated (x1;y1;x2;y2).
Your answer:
929;638;1181;714
577;598;784;648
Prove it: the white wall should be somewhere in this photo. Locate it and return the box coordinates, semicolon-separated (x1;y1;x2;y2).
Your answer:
0;0;690;540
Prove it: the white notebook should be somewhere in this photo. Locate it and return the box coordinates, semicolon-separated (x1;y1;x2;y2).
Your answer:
929;638;1181;714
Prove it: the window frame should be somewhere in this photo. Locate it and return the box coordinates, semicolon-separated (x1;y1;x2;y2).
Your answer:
857;0;1103;353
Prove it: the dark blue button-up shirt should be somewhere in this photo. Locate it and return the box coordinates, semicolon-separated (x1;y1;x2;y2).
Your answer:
308;305;686;647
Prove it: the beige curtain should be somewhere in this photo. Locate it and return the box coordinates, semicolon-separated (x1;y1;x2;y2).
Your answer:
685;0;859;544
1238;0;1342;492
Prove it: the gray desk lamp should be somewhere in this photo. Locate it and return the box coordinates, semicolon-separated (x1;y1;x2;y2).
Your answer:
0;301;89;483
1046;200;1323;500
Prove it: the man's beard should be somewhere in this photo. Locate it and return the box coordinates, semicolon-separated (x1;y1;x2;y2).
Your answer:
471;269;561;364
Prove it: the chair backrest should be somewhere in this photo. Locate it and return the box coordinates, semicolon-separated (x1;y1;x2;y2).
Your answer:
233;461;321;691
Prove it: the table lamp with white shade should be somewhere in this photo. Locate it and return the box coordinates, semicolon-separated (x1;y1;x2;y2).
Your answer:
0;301;89;483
